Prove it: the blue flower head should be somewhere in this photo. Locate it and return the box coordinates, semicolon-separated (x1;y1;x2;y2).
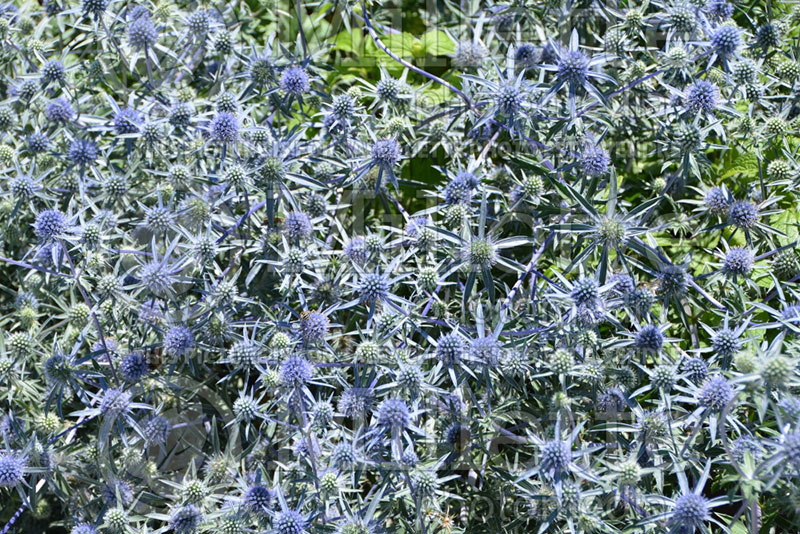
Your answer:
378;398;410;429
558;50;589;85
120;352;149;383
0;452;26;487
164;326;194;357
128;15;158;49
211;112;239;143
68;139;98;166
280;66;310;95
34;209;68;241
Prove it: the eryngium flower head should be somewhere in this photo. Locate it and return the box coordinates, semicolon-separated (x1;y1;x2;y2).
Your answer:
515;43;538;66
144;415;170;444
683;356;709;383
344;238;369;264
298;311;329;344
27;131;50;153
100;388;132;416
581;145;611;176
280;355;313;387
466;237;497;267
755;23;781;49
41;60;66;85
244;484;273;515
540;440;570;475
658;264;689;297
34;209;67;240
359;273;389;303
635;325;663;353
708;0;733;19
139;261;177;295
68;139;98;165
210;112;239;143
728;201;758;229
570;276;600;308
0;453;25;487
370;138;401;169
685;81;718;112
558;50;589;84
436;333;463;364
45;97;74;122
443;174;475;204
187;9;210;35
128;15;158;49
711;329;740;358
283;211;312;240
120;352;148;383
71;524;97;534
170;505;202;533
378;398;410;429
274;510;307;534
711;26;740;55
164;326;194;357
697;375;734;411
469;336;502;366
82;0;106;16
496;84;523;115
102;479;133;506
722;247;753;277
452;41;487;68
280;66;310;95
704;186;729;214
670;492;709;530
114;108;141;134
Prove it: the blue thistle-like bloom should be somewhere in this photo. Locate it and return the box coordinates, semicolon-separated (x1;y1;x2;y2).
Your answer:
82;0;106;16
731;436;762;462
284;211;312;240
34;209;68;241
378;398;410;430
708;0;733;20
540;440;570;475
570;276;600;308
729;201;758;229
558;50;589;84
164;326;194;357
659;264;689;297
370;138;401;169
610;273;635;294
685;81;718;113
0;453;25;487
443;174;475;204
359;272;390;304
711;26;740;55
45;97;74;123
344;238;369;264
470;336;502;366
102;479;133;506
280;66;311;95
128;15;158;49
338;387;374;417
697;375;734;411
71;524;97;534
280;355;313;387
27;132;50;153
128;4;150;19
597;387;627;412
100;388;132;417
515;43;538;66
635;325;664;353
244;484;273;516
120;352;149;383
683;356;709;384
41;60;66;85
170;505;202;533
144;415;170;444
705;186;729;214
436;333;463;364
68;139;98;166
114;108;141;135
723;247;753;277
187;9;210;35
711;328;740;358
43;353;73;386
274;510;307;534
496;84;523;115
210;112;239;143
581;145;611;176
670;492;709;530
298;311;330;344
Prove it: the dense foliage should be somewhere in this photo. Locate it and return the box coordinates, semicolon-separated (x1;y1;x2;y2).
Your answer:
1;0;800;532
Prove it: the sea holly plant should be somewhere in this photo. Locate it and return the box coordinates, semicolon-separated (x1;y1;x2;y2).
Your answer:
1;0;800;533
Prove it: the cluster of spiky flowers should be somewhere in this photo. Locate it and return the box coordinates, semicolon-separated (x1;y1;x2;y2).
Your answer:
1;0;800;533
